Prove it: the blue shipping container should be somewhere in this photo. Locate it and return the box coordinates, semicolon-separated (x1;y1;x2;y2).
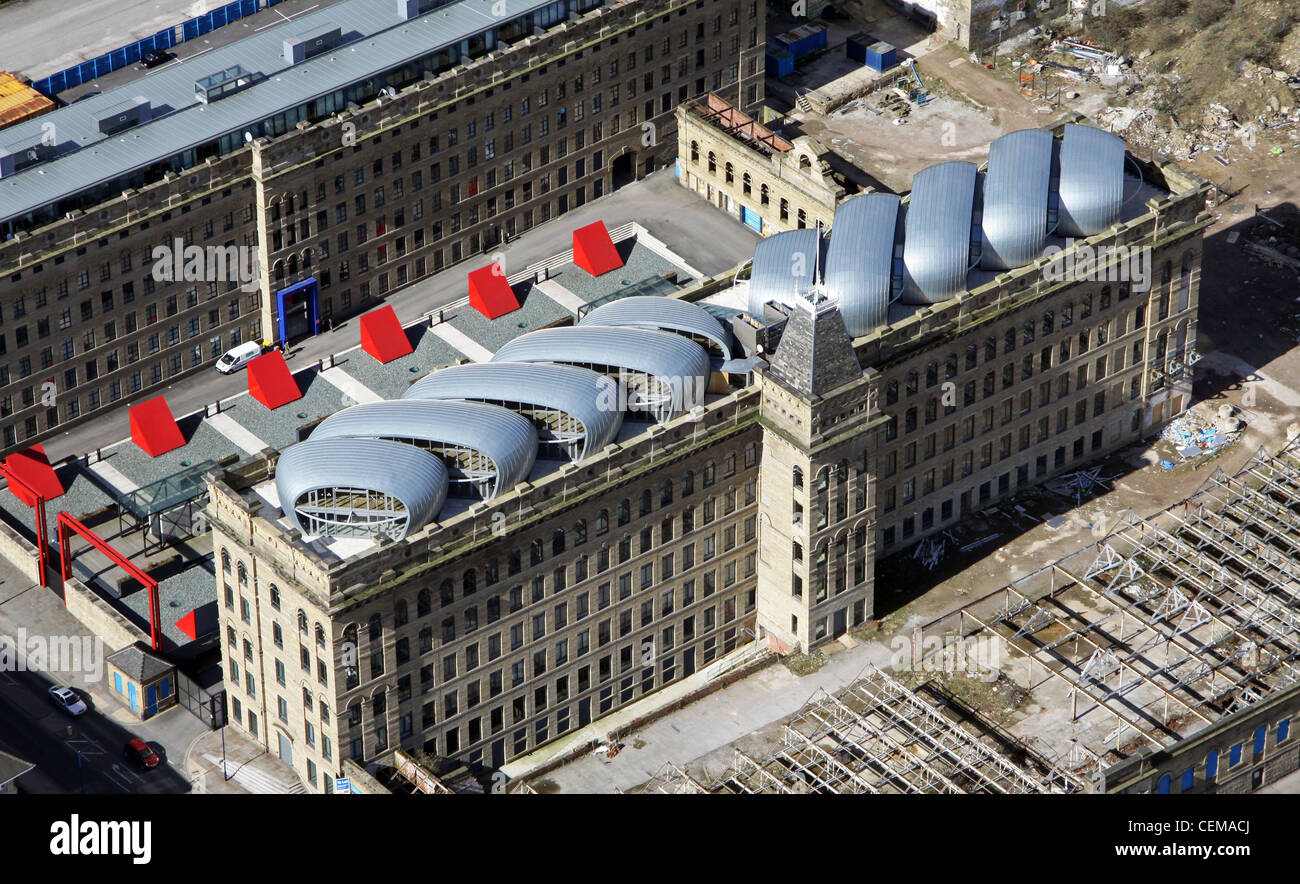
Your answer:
766;48;795;79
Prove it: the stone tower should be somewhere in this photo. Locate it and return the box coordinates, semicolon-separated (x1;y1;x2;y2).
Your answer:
754;296;879;652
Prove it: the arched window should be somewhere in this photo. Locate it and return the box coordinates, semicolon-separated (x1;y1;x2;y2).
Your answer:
347;701;362;727
463;569;477;596
617;499;630;526
681;470;696;496
531;538;545;565
760;183;769;206
552;529;566;556
724;162;734;184
237;561;248;587
780;198;789;222
816;467;830;494
596;509;609;534
221;549;231;574
574;519;587;545
690;140;699;163
799;154;812;172
268;585;281;611
640;488;652;516
660;480;673;507
792;466;804;489
440;579;455;606
742;172;751;195
299;610;309;634
707;151;716;174
367;613;382;642
315;624;326;649
797;208;806;228
417;589;432;618
394;600;408;627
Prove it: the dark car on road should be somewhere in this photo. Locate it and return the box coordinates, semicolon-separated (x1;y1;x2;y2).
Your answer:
141;50;171;68
123;738;160;770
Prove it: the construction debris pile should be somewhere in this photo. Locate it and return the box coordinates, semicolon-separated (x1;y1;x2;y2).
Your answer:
1045;467;1116;505
1159;406;1244;463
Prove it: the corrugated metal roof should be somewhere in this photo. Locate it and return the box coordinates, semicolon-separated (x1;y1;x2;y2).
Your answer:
578;295;733;356
980;128;1053;270
0;0;560;222
900;160;977;305
0;73;54;130
823;192;899;336
747;228;823;316
309;398;538;494
1056;123;1125;237
275;437;449;540
402;361;624;460
491;326;710;415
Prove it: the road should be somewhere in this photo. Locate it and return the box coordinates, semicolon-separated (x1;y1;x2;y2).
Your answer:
40;170;760;463
0;664;190;793
0;0;345;82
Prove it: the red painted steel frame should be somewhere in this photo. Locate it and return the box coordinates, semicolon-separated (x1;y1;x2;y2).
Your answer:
57;512;161;651
0;463;48;587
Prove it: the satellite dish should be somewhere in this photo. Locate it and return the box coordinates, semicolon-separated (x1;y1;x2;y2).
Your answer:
244;131;254;143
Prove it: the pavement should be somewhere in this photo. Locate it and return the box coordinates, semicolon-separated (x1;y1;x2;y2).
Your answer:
0;0;346;83
532;638;897;793
0;552;202;793
39;169;759;465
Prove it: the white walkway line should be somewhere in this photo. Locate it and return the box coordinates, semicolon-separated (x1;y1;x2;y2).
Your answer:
534;279;588;315
206;412;269;457
88;460;140;494
430;322;495;362
319;365;383;404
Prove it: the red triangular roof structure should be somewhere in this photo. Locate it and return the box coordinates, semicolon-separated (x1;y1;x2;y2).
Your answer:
4;444;64;505
174;609;197;641
359;305;414;363
467;263;521;319
247;350;303;410
129;397;185;457
572;221;624;276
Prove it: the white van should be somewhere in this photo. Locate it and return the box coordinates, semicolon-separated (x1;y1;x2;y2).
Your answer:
216;341;263;374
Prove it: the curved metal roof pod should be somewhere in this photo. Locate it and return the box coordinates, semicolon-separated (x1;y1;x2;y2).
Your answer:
900;161;979;305
401;361;624;460
491;326;711;419
747;228;824;317
823;192;901;336
578;295;734;358
980;129;1054;270
309;399;538;498
275;437;448;541
1056;124;1125;237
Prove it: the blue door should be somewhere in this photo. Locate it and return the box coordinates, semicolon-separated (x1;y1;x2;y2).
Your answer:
146;684;158;716
275;277;320;344
740;205;762;233
127;682;138;712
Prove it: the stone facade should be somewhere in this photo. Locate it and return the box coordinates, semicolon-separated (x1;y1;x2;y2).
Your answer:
0;0;764;456
211;389;762;790
209;142;1212;791
676;93;843;236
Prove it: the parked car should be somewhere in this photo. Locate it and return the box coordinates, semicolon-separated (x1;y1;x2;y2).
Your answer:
123;738;160;770
141;50;171;68
215;341;263;374
48;685;87;716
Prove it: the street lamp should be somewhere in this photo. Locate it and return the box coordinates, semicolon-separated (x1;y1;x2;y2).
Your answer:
214;694;230;781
